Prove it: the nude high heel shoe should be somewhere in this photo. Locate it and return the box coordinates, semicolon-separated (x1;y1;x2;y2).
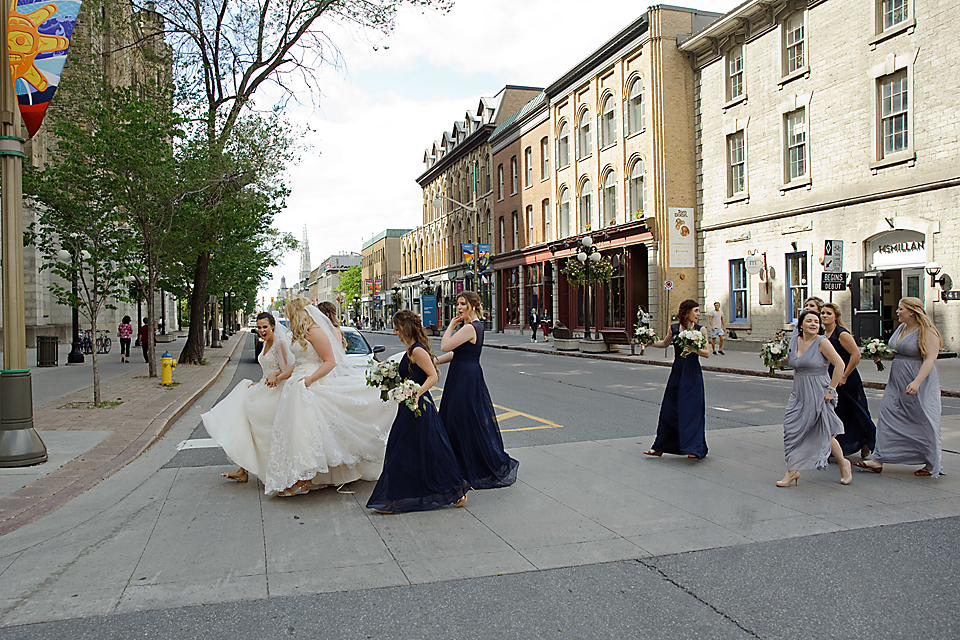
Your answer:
840;459;853;485
776;471;800;487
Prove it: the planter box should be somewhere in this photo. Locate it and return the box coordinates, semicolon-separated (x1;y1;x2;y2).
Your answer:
554;338;580;351
155;334;176;343
579;339;607;353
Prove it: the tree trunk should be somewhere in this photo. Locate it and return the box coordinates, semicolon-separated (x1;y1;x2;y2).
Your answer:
146;277;158;377
90;311;101;406
179;251;209;364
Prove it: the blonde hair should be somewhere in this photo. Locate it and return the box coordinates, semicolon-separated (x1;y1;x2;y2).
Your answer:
285;297;315;347
900;297;942;358
821;302;846;328
803;296;825;312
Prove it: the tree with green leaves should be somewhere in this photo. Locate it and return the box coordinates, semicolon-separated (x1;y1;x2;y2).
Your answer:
340;265;362;301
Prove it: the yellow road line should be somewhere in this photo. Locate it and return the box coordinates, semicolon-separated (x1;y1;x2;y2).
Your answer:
430;387;563;432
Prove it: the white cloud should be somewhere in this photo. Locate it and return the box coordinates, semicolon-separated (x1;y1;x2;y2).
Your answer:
260;0;738;301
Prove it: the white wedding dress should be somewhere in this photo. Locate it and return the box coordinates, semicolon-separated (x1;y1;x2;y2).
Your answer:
202;339;291;480
263;312;397;494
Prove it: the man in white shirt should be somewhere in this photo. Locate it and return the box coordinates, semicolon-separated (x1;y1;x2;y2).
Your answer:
708;301;725;355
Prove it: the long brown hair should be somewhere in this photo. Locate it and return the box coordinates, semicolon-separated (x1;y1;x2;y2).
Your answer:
821;303;845;328
900;297;942;357
677;299;699;327
457;290;484;318
796;309;824;335
316;302;340;327
393;310;434;368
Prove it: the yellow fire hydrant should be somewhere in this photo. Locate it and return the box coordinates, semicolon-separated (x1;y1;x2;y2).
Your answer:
161;351;177;386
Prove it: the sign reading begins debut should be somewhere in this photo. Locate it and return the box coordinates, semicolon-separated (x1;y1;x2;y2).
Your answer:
821;272;847;291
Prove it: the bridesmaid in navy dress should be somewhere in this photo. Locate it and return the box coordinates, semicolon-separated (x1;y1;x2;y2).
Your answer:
367;310;469;514
821;303;876;458
435;290;519;489
644;299;709;459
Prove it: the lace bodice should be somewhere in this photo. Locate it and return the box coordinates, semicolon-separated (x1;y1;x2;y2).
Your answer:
290;339;322;377
257;342;283;382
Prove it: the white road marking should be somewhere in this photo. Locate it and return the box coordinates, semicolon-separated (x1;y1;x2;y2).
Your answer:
176;438;220;451
712;407;733;412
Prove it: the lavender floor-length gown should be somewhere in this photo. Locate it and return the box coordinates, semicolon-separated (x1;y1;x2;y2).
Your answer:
783;335;844;471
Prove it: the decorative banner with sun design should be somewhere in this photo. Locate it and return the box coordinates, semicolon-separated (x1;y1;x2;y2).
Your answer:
7;0;80;138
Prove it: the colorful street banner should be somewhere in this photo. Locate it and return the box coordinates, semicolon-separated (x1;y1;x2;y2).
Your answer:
374;278;382;294
478;243;490;268
365;279;374;294
8;0;81;138
461;243;474;265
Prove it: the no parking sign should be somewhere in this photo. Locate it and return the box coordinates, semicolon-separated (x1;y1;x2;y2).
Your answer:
664;280;674;290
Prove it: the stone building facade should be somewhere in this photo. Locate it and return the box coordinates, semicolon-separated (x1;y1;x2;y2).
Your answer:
681;0;960;348
361;229;411;325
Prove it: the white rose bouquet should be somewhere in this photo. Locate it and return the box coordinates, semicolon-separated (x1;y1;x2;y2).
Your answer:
760;338;788;377
675;328;707;358
387;379;423;417
365;359;402;402
860;338;896;371
634;326;659;355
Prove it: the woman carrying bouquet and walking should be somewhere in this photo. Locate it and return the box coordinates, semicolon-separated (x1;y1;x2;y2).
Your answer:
367;311;469;514
644;299;710;459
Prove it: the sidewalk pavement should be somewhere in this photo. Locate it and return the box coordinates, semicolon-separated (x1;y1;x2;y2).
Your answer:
364;329;960;396
0;333;245;536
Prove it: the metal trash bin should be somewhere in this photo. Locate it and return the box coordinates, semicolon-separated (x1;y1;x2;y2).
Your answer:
36;335;59;367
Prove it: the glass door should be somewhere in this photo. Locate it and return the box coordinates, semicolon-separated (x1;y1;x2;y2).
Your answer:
850;272;882;344
902;269;923;302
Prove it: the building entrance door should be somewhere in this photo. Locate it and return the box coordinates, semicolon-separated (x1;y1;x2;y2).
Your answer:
850;271;882;344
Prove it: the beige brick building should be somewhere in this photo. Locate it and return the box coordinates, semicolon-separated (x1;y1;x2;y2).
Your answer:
681;0;960;348
361;230;411;325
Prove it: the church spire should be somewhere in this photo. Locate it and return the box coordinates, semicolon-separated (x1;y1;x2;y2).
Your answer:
299;225;311;284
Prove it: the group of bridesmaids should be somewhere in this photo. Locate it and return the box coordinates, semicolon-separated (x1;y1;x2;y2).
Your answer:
642;296;943;486
203;292;519;514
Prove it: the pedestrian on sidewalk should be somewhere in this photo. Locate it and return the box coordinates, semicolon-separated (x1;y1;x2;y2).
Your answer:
777;309;852;487
540;311;551;342
530;308;539;342
435;290;519;489
367;310;469;514
118;316;133;363
708;301;725;355
138;318;153;363
855;297;943;478
644;299;709;460
821;303;876;459
792;297;825;338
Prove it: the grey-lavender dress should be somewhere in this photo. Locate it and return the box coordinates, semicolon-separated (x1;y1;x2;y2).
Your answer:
874;324;942;476
783;335;844;471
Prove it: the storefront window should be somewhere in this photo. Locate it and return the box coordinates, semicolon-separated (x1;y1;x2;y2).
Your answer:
603;252;626;328
502;268;520;326
524;264;543;323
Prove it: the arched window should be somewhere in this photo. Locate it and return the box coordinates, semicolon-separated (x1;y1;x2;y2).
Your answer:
601;95;616;147
559;188;570;238
603;170;617;226
558;121;570;167
627;78;645;135
629;159;646;220
579;178;592;232
485;212;492;245
578;109;592;159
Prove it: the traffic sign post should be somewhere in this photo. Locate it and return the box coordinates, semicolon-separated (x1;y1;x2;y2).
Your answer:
824;240;843;273
821;272;847;291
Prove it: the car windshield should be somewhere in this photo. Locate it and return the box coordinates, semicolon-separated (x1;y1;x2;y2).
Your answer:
343;330;370;355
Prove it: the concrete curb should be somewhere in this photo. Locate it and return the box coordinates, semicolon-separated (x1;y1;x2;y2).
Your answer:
0;335;246;536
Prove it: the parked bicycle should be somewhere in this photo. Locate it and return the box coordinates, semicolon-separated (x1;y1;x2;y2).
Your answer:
96;330;112;354
80;329;112;355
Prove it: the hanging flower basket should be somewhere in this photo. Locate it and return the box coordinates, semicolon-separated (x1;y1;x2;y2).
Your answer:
561;258;587;286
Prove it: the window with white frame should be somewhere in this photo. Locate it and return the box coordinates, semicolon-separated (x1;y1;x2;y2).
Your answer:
510;156;518;194
730;259;748;322
726;44;744;102
524;147;533;187
497;164;504;200
629;159;646;220
785;108;807;182
602;170;617;226
786;252;808;323
541;137;549;179
727;131;746;197
578;108;592;159
485;156;491;192
579;178;592;232
526;205;534;244
784;12;805;76
542;199;551;242
558;122;570;167
559;188;570;238
601;95;616;147
880;0;909;31
512;211;519;250
879;70;908;158
498;216;505;253
627;78;644;135
485;213;492;245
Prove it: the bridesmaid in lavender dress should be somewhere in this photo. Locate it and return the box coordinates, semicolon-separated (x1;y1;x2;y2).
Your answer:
778;309;853;487
855;297;943;477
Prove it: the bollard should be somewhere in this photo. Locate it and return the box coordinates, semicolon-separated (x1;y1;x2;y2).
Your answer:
0;370;47;467
161;351;177;385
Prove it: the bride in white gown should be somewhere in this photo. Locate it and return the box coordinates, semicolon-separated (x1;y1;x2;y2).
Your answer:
265;297;397;496
202;312;295;482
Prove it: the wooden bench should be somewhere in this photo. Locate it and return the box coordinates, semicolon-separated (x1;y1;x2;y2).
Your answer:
601;330;637;355
551;324;580;351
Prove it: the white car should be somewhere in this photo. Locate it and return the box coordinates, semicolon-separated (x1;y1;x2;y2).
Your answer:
341;326;385;365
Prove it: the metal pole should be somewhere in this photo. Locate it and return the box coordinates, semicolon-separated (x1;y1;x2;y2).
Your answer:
67;256;84;363
0;0;47;466
160;289;167;334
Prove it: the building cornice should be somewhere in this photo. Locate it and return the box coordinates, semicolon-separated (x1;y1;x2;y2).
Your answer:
416;124;494;187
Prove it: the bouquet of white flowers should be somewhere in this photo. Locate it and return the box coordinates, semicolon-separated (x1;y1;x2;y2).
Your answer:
387;379;423;417
860;338;896;371
675;328;706;358
760;338;788;377
365;359;402;402
634;326;658;355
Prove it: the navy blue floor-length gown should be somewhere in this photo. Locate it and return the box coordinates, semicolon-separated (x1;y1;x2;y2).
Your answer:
439;321;519;489
651;323;708;458
827;326;877;456
366;343;469;513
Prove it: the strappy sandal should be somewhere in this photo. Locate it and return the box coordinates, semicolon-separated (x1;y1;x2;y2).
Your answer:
222;469;248;483
643;450;663;457
914;468;933;477
278;481;311;497
853;460;882;473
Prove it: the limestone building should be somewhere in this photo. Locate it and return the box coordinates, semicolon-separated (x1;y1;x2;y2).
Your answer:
361;229;412;325
681;0;960;348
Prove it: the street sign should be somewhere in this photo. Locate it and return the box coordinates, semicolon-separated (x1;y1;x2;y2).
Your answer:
821;272;847;291
745;254;763;275
664;280;674;291
824;240;843;273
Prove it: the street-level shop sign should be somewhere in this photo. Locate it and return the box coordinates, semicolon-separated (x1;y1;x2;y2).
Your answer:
667;207;695;268
821;272;847;291
744;254;764;275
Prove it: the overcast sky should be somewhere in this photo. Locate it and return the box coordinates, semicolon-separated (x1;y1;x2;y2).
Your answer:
259;0;738;301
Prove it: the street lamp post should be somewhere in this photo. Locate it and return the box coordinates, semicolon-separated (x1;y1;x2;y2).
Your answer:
577;236;602;341
57;248;85;364
431;195;485;291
